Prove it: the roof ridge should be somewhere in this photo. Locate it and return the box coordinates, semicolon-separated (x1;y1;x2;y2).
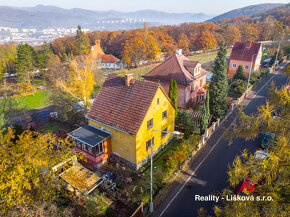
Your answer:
143;54;176;77
175;54;190;84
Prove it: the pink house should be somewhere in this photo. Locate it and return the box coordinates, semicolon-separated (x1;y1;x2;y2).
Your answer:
142;52;208;108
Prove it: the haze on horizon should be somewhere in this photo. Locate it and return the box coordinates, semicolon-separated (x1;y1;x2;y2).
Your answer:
0;0;288;14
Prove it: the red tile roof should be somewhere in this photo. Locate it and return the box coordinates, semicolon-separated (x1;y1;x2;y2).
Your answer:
86;75;173;135
101;54;120;63
230;42;262;62
142;54;207;84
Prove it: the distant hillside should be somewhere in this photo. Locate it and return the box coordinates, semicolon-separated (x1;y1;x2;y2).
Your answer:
0;5;212;30
206;3;284;22
250;3;290;25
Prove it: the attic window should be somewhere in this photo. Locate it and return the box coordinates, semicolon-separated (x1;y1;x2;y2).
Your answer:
157;98;160;105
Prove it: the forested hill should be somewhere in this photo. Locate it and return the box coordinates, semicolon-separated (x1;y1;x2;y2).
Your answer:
206;3;284;22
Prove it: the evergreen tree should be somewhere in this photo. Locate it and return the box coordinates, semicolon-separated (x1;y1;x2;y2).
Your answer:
233;65;246;80
205;90;210;117
209;41;228;119
169;79;178;108
16;43;36;83
200;101;208;134
76;25;89;55
200;91;209;134
37;42;52;69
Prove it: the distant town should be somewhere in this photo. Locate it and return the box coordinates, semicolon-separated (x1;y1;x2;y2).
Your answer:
0;18;146;45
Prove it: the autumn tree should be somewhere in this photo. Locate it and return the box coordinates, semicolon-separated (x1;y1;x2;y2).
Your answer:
271;20;284;40
122;36;146;67
177;33;190;53
212;82;290;216
195;31;217;51
56;56;96;112
223;26;241;46
209;41;228;119
239;23;259;42
145;35;161;62
0;127;76;215
0;43;17;86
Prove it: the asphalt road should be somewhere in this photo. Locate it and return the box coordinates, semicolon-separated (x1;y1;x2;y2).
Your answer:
6;105;55;126
153;70;288;217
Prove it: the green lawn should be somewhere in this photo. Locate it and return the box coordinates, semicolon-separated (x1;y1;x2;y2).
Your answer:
187;49;232;63
16;91;51;110
37;121;73;133
114;63;160;79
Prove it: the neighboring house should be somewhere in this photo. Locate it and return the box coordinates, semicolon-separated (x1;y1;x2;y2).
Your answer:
69;74;176;170
227;41;262;79
142;50;209;108
89;40;123;69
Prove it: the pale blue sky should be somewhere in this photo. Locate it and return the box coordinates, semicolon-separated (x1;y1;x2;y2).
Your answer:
0;0;288;14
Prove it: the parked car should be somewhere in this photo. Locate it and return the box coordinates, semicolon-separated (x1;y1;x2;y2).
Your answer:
261;133;275;149
236;178;256;196
254;150;270;160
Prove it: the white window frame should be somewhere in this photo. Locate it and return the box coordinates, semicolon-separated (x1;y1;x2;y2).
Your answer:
232;63;237;68
245;65;249;70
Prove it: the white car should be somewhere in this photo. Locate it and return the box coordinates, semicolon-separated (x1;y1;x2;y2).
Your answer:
254;150;270;160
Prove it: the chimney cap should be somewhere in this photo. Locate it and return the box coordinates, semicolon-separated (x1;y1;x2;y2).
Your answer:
176;49;182;55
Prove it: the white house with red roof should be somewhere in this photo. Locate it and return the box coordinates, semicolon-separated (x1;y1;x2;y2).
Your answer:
89;40;123;69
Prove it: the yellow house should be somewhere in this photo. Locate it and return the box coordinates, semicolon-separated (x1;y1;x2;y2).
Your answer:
83;74;176;170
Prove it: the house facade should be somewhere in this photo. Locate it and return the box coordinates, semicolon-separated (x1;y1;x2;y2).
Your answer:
69;74;176;170
227;41;262;79
89;40;123;69
142;51;208;108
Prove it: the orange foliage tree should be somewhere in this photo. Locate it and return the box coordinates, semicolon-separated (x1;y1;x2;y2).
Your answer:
177;33;190;53
223;26;241;46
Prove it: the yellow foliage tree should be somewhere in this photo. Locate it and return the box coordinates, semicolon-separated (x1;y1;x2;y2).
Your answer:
57;56;96;112
196;31;217;51
145;35;161;62
122;36;146;67
0;128;76;214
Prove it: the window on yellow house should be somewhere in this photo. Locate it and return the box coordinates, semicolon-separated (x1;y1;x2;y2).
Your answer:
157;98;160;105
162;110;168;120
161;127;168;139
147;118;153;130
146;137;155;151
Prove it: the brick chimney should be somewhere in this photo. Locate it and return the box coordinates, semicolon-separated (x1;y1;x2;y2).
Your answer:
245;41;251;48
125;74;134;87
95;40;101;47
